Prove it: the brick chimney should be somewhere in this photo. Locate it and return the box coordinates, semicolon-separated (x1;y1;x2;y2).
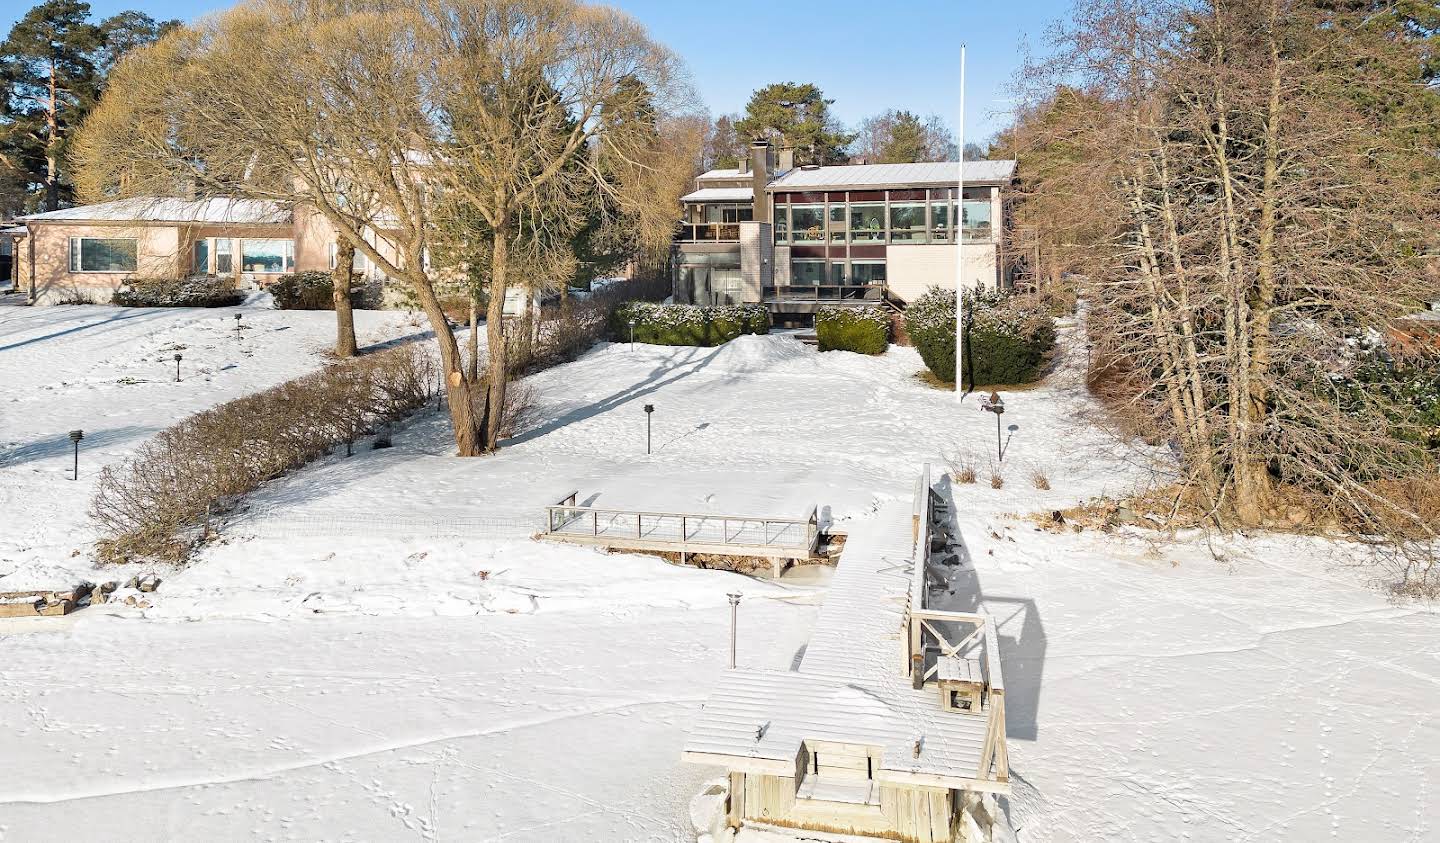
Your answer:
777;147;795;173
750;139;770;224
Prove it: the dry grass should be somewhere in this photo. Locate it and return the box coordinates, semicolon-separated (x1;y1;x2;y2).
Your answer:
1030;468;1051;490
945;448;977;484
989;470;1005;489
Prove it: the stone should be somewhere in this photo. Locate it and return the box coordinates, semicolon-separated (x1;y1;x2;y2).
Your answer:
136;574;161;593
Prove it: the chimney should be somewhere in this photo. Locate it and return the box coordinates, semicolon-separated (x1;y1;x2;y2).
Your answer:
751;139;770;224
777;147;795;173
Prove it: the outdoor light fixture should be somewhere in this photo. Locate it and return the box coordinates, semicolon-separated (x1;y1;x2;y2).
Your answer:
233;312;243;338
643;403;655;454
173;352;183;382
629;319;637;352
981;391;1005;461
68;429;83;480
727;592;742;669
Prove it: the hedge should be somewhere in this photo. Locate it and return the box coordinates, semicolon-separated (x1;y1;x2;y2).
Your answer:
112;276;244;308
905;286;1056;386
612;302;768;347
90;343;434;563
269;270;381;310
816;305;890;355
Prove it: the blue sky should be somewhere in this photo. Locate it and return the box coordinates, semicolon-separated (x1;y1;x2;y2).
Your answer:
2;0;1072;143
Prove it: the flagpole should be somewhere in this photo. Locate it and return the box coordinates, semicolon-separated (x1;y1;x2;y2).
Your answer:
955;43;966;401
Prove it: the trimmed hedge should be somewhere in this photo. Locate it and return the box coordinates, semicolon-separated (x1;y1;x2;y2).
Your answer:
91;343;434;563
612;302;769;347
270;270;381;311
905;286;1056;386
112;276;243;308
816;305;890;355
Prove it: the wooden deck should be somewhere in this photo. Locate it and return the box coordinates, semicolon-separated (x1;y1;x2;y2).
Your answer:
540;492;820;576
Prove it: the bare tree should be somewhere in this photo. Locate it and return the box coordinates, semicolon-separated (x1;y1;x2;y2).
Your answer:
72;0;697;455
1010;0;1440;589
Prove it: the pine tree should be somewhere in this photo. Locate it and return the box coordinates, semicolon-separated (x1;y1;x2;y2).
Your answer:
734;82;854;165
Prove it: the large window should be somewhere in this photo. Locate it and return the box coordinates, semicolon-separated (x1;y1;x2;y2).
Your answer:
849;204;885;242
930;202;952;241
889;203;927;242
851;261;887;286
962;195;993;242
790;205;825;242
828;205;847;242
69;238;137;273
241;239;295;273
792;259;826;285
215;238;234;274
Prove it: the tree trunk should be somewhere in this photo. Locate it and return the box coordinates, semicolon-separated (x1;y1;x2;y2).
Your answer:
406;268;485;456
483;221;512;452
332;239;358;358
467;295;480;383
45;60;59;212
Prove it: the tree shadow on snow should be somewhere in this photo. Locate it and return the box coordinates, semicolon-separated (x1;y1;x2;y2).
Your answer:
505;346;721;447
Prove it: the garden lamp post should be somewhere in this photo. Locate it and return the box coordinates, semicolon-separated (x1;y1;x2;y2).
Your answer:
981;391;1005;461
68;429;83;480
727;592;742;668
629;319;637;352
173;352;183;382
644;403;654;454
233;312;242;339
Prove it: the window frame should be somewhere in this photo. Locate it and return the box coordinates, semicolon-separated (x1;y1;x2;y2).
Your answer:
239;238;295;274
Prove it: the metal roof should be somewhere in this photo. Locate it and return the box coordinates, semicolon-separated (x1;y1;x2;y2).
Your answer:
696;168;745;180
682;498;1005;791
680;187;754;203
770;160;1017;191
19;197;290;225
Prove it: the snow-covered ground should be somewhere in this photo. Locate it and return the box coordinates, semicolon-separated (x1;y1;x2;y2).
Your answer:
1;305;1436;841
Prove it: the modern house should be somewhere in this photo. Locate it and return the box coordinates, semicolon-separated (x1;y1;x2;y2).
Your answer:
7;197;402;304
674;140;1017;319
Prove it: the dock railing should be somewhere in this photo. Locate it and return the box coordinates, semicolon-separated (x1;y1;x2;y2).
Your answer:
542;492;820;565
905;463;1008;785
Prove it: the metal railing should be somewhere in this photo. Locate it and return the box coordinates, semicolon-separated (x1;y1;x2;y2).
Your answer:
763;284;885;302
543;491;819;556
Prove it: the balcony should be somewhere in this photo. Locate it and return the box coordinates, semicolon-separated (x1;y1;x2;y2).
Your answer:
677;222;741;243
764;284;886;302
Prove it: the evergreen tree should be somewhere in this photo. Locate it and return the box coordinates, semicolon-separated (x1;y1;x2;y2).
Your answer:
704;113;742;170
852;109;954;163
0;1;175;211
734;82;853;165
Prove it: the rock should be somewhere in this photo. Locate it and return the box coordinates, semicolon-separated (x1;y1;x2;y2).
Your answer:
123;576;139;590
1051;510;1065;524
137;574;161;593
1115;507;1141;525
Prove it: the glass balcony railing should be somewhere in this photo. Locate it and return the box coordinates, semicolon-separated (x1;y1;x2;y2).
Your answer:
763;284;886;302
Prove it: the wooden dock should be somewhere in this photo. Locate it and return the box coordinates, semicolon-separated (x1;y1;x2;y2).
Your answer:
539;492;820;577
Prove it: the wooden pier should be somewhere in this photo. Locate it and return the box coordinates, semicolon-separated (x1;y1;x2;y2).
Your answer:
539;492;821;577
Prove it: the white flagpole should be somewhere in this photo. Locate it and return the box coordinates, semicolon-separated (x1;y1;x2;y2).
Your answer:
954;43;966;401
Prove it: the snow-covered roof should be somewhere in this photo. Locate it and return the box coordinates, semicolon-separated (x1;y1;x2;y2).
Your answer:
683;497;1005;791
1;225;24;236
19;197;290;225
696;168;745;180
680;187;754;203
770;160;1017;190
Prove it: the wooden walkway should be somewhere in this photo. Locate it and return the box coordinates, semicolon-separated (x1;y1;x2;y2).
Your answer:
539;492;820;576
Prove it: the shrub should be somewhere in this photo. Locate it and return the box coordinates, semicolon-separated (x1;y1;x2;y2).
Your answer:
112;276;244;308
815;306;890;354
1030;469;1051;490
269;270;380;311
611;302;768;347
905;286;1056;386
91;344;434;563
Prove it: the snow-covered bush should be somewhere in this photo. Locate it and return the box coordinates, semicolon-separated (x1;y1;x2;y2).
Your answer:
269;270;381;311
612;302;768;347
91;344;435;563
905;286;1056;386
815;305;890;355
112;276;244;308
